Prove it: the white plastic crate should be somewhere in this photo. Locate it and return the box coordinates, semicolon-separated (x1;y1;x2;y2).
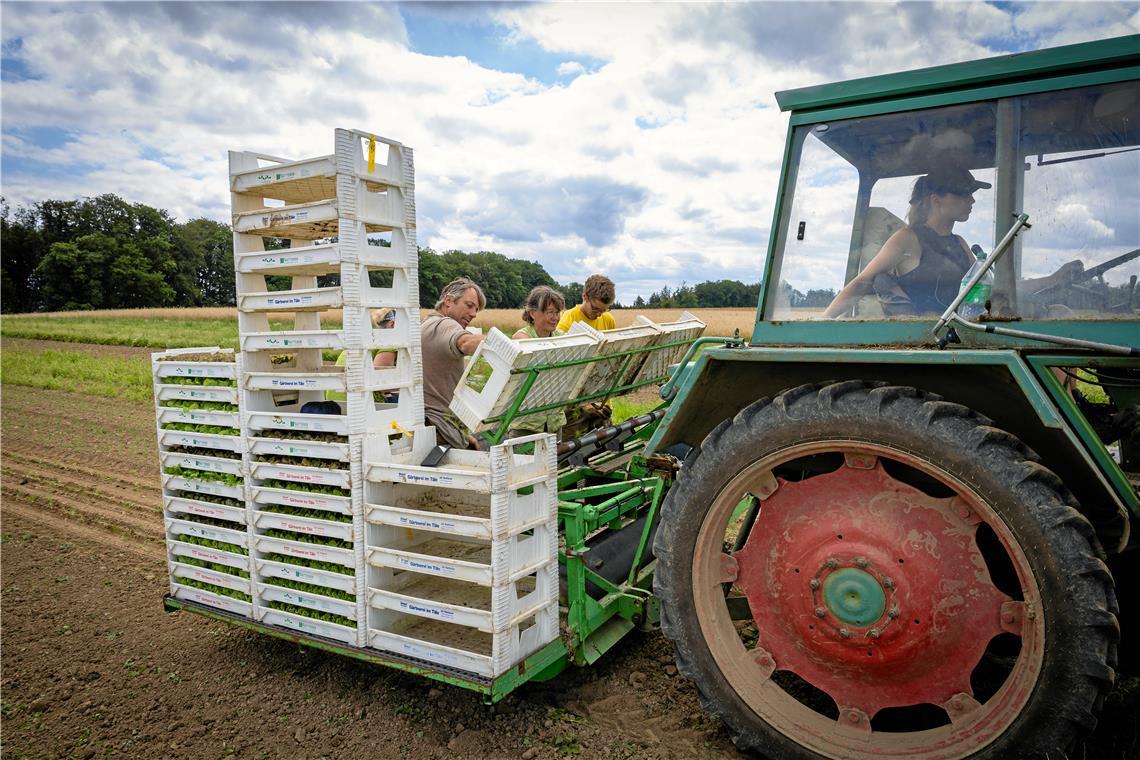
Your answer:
171;584;253;618
157;407;240;430
368;561;557;633
256;557;356;596
254;533;354;570
158;427;243;454
367;602;559;678
231;189;407;240
235;241;339;275
259;607;357;645
257;582;356;621
567;322;662;398
152;352;237;382
230;131;406;201
367;523;556;587
162;472;243;497
155;384;240;406
252;484;352;518
234;231;414;275
161;450;244;478
250;461;352;490
164;494;246;526
624;312;706;387
245;409;349;435
449;328;599;433
166;517;249;552
365;432;554;494
243;368;345;392
237;285;342;313
169;539;249;574
230;154;338;203
253;509;354;543
365;435;556;541
171;560;251;596
248;435;349;463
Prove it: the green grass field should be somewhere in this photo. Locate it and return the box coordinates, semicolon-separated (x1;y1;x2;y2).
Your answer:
0;346;153;402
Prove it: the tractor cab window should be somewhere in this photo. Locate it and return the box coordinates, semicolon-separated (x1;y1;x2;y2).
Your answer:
769;80;1139;321
1014;81;1140;319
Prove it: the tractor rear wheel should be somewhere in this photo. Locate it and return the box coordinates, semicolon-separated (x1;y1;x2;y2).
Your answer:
654;381;1117;759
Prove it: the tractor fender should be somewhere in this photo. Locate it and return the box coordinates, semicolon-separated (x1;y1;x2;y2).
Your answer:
649;346;1133;553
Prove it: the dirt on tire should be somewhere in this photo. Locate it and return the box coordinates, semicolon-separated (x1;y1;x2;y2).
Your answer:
1;382;1136;759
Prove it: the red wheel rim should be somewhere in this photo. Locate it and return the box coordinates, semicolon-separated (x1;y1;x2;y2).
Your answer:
692;442;1044;759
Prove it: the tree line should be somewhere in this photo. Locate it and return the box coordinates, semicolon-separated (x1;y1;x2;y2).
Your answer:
1;194;768;313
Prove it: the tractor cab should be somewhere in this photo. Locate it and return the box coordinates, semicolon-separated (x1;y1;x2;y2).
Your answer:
755;36;1139;347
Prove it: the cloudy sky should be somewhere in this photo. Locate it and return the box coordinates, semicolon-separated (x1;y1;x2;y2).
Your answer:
1;1;1137;301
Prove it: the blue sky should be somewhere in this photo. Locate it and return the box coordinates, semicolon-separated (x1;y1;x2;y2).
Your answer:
1;1;1137;302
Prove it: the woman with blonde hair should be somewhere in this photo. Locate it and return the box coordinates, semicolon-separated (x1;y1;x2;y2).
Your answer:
508;286;567;439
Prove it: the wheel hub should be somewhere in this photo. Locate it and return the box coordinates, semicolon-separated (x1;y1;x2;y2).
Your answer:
821;567;886;626
731;454;1013;717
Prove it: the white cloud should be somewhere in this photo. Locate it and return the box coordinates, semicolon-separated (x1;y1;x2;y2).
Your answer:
556;61;586;77
1;1;1135;302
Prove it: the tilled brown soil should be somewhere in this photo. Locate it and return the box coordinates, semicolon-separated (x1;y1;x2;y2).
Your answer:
1;382;1137;759
0;384;732;759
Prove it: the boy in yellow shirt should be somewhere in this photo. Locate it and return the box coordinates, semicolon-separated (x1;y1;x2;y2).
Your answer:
557;274;617;332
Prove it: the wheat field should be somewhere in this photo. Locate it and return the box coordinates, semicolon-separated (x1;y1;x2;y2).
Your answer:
7;306;758;340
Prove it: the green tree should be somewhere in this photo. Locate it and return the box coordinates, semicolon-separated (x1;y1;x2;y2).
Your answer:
34;232;175;310
1;200;48;313
178;218;235;306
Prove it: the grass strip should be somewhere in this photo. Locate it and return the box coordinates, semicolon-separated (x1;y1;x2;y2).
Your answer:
0;346;152;402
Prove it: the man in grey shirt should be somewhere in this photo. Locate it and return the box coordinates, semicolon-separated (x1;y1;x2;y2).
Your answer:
421;277;486;448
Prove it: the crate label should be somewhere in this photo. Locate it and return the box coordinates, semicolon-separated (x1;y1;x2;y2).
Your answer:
396;556;457;576
266;295;316;307
397;515;460;532
395;639;461;667
180;502;228;520
393;471;455;486
184;458;234;474
397;598;456;622
276;520;329;536
179;545;244;565
270;379;316;389
275;492;343;510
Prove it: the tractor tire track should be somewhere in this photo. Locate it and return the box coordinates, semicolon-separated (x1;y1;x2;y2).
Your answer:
1;497;163;562
3;449;160;512
1;471;163;546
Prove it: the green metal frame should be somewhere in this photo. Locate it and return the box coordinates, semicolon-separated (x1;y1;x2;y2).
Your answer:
477;338;696;445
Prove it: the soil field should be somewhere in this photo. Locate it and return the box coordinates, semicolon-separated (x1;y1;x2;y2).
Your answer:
2;378;1138;759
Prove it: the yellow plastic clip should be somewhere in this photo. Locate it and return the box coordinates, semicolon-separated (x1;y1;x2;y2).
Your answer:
390;420;413;438
367;134;376;173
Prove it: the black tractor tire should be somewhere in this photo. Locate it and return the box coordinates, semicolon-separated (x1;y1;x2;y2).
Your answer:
654;381;1118;760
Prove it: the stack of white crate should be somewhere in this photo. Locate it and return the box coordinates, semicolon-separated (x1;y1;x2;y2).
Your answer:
363;429;559;677
153;347;252;618
229;129;422;645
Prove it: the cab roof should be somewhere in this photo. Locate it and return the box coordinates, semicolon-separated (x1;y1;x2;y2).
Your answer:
775;34;1140;114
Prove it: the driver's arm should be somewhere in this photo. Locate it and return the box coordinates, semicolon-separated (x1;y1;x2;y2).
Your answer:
822;228;918;318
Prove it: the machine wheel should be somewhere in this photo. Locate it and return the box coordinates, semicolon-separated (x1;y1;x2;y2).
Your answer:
654;381;1118;759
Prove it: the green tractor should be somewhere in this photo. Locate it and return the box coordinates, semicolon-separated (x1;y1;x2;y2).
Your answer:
649;34;1138;759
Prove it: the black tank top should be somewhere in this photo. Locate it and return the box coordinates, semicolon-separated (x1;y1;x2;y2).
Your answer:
896;226;972;313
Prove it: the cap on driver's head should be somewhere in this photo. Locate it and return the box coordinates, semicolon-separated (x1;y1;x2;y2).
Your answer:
911;167;992;201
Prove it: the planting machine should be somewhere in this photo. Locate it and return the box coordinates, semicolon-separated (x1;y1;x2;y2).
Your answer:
162;36;1139;758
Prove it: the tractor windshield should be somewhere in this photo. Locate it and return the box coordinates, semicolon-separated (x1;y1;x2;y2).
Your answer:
769;80;1140;321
